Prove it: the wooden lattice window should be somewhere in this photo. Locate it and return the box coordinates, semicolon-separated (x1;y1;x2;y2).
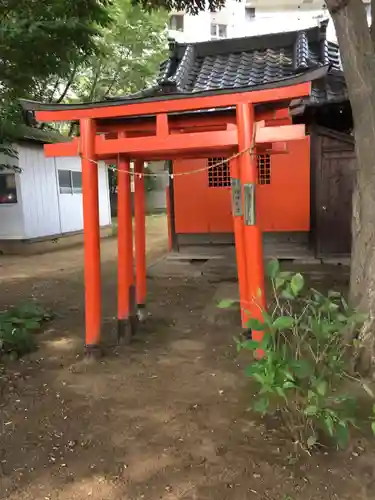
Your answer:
208;157;230;187
257;154;271;185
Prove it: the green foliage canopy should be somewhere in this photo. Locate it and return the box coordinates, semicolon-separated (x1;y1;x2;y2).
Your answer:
0;0;111;111
0;0;168;142
131;0;227;14
66;0;168;103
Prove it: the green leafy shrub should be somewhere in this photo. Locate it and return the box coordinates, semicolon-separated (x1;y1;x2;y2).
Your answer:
0;303;52;359
219;259;369;451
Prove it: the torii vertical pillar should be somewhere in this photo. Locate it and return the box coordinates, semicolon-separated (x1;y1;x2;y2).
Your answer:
236;103;266;341
117;154;134;343
166;185;173;252
134;160;147;321
80;118;102;354
229;157;248;327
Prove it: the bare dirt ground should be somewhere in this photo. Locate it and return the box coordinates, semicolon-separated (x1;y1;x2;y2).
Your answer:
1;216;375;500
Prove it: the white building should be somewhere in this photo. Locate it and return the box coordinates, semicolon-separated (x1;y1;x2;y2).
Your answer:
0;126;111;253
168;0;371;44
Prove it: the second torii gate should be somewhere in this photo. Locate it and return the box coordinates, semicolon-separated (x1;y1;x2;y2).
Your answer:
21;66;327;355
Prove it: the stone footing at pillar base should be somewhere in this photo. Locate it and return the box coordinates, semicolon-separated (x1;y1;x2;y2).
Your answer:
136;304;148;323
85;344;103;359
117;319;133;345
129;314;139;337
242;328;252;340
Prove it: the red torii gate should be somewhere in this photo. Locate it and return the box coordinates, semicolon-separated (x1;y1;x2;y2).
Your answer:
21;67;326;355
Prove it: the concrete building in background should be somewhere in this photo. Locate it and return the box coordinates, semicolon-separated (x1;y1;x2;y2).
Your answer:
168;0;371;43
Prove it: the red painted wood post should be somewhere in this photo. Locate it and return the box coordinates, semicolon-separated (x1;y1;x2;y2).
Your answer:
229;157;248;327
80;118;102;354
117;153;134;343
166;186;173;252
236;103;266;341
134;159;147;321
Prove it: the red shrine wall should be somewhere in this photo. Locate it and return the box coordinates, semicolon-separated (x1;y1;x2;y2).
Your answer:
172;136;310;234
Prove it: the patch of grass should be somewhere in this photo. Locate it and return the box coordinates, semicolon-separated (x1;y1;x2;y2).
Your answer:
0;303;53;360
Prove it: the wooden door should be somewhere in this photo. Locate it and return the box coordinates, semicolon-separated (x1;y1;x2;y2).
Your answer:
206;157;233;233
316;150;356;257
173;158;209;234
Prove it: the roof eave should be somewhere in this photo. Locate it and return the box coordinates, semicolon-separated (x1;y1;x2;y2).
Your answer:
20;65;330;114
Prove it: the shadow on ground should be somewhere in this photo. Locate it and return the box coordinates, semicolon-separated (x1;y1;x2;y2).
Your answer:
1;234;375;500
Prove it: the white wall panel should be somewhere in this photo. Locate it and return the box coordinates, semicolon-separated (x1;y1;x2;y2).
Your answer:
18;143;61;239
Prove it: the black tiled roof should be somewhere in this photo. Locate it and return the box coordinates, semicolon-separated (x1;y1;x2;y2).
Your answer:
20;66;330;113
156;20;347;107
20;21;348;116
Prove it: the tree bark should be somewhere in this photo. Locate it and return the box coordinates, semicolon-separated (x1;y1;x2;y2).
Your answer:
327;0;375;373
55;65;78;104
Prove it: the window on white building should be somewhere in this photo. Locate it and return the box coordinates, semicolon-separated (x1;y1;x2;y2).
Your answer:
71;171;83;193
245;7;256;21
211;23;227;39
58;170;83;194
169;14;184;32
0;173;17;204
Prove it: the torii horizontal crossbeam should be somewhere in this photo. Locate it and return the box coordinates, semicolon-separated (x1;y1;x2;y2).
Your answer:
45;128;238;159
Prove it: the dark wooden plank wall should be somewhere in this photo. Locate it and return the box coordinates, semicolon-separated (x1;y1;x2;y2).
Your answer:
310;127;356;258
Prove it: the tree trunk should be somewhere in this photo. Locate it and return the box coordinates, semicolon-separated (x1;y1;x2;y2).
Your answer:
327;0;375;373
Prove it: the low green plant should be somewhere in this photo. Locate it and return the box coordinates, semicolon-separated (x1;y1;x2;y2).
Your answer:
219;259;369;451
0;302;52;359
